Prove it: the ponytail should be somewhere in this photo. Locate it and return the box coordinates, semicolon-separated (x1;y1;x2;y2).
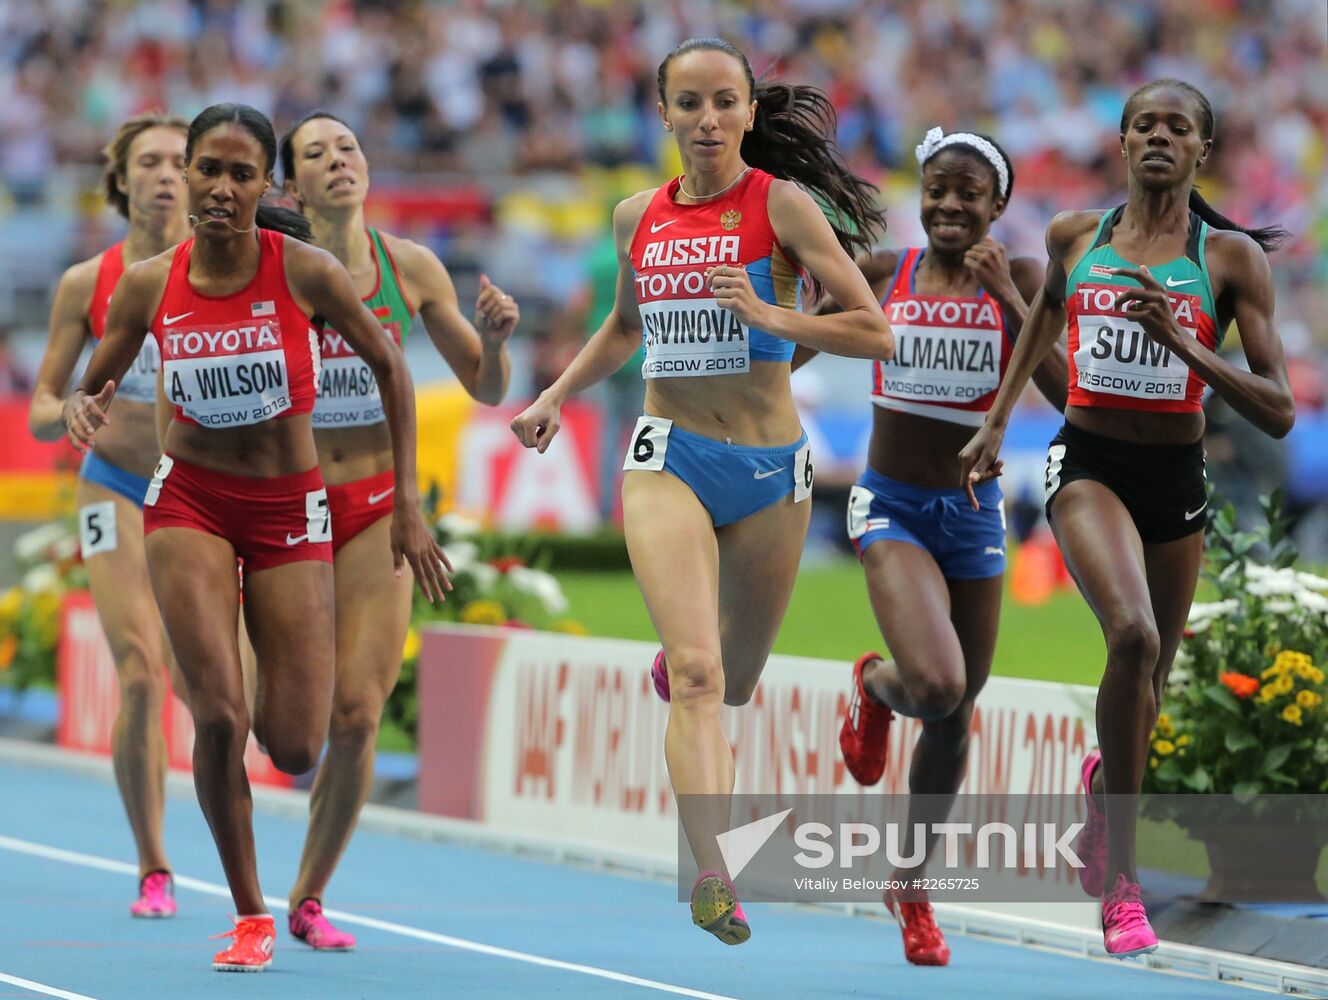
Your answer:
657;38;887;265
743;82;887;258
255;203;313;243
1188;189;1289;253
1121;80;1290;253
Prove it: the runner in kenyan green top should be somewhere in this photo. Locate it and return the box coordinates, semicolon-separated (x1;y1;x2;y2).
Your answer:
312;227;416;428
1065;205;1219;413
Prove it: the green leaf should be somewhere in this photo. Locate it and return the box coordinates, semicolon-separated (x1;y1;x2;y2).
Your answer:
1233;780;1262;799
1224;730;1260;754
1263;744;1292;774
1203;684;1243;716
1181;766;1212;792
1155;758;1184;783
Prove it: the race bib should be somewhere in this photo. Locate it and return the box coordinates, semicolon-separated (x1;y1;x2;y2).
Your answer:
143;454;174;508
1072;283;1200;401
312;323;401;427
874;322;1001;404
622;415;672;471
638;298;750;378
79;501;118;558
116;338;162;404
305;489;332;543
793;442;813;503
161;320;291;426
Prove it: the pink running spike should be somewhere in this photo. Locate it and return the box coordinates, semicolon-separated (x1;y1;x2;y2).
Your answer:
1102;873;1158;957
130;871;177;919
651;650;670;703
288;898;356;951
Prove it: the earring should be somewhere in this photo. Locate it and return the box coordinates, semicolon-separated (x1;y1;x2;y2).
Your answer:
664;124;673;132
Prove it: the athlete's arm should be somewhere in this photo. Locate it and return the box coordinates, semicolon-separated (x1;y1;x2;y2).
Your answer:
285;239;451;602
510;194;649;452
64;260;161;451
1008;256;1068;412
958;211;1098;506
795;249;898;371
1112;232;1294;438
710;181;891;360
29;258;97;440
392;237;514;405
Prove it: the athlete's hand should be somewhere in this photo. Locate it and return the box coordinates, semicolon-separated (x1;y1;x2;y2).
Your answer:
475;273;519;345
392;504;453;604
957;422;1006;511
510;393;562;453
707;265;767;328
1110;265;1185;350
964;237;1018;303
62;381;116;453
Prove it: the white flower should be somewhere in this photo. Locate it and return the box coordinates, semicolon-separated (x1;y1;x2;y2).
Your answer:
460;562;499;592
1218;562;1241;582
22;564;60;594
436;512;482;540
1265;599;1296;614
1187;599;1238;623
1187;617;1213;634
444;540;479;572
1296;572;1328;593
1247;576;1301;597
1297;589;1328;614
506;565;569;614
14;523;68;562
50;534;80;562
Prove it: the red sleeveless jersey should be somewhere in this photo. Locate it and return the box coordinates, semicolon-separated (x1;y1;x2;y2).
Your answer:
628;168;801;379
152;230;320;427
870;248;1015;426
89;242;161;405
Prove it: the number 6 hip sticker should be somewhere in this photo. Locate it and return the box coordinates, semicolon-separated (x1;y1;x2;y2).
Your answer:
794;442;814;503
622;415;672;472
79;501;118;558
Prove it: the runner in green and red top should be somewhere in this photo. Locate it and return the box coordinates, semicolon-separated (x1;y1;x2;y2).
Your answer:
278;111;517;951
961;79;1294;957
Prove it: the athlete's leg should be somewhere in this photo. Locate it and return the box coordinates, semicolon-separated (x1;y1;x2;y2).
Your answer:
714;493;812;706
240;561;336;777
1049;480;1159;886
144;528;256;911
290;516;412;907
1144;534;1205;705
622;471;726;875
79;480;170;878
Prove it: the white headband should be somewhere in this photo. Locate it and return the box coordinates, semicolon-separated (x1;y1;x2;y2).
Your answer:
915;126;1010;199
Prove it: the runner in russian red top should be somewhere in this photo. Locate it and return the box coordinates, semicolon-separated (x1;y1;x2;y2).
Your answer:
275;111;516;950
63;103;449;973
512;38;892;945
960;80;1294;960
801;127;1066;967
29;113;194;921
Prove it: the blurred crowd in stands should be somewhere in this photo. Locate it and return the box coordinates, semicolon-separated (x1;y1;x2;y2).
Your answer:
0;0;1324;417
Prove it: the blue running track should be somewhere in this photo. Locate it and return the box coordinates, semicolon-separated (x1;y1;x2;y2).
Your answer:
0;748;1253;999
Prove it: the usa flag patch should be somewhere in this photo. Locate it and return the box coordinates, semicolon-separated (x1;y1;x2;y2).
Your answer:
251;300;276;317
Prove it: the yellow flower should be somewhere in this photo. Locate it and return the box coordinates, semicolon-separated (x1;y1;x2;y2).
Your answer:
1259;683;1279;703
1264;640;1283;658
1297;689;1322;709
1262;665;1280;680
1150;757;1159;769
1311;667;1326;685
1282;704;1304;726
401;627;421;662
1154;739;1176;756
552;618;588;636
460;599;507;626
0;587;22;623
1176;734;1190;747
1156;713;1175;738
1274;674;1296;695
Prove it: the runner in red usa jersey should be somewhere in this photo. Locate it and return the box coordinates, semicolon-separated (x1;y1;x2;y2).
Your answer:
29;112;193;921
63;102;450;973
960;80;1293;960
512;38;891;945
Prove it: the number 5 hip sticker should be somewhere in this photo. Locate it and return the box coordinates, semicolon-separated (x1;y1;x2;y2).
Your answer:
79;501;118;558
794;442;814;503
622;415;672;472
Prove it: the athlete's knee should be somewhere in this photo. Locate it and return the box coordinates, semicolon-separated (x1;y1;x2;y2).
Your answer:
191;699;249;760
328;692;385;751
909;667;967;722
1104;614;1160;670
113;637;165;705
666;647;724;708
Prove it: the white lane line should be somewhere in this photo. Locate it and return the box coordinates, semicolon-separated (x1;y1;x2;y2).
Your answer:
0;835;736;1000
0;972;98;1000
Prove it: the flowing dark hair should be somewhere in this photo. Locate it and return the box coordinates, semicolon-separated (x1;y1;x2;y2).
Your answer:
919;132;1016;202
1120;79;1288;252
102;112;189;219
656;38;886;260
186;103;312;242
278;109;355;184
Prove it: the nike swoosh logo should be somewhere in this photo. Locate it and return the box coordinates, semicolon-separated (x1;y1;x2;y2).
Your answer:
753;467;786;480
285;533;306;546
162;311;193;325
367;488;395;505
1165;277;1198;288
1184;502;1207;521
650;219;678;234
